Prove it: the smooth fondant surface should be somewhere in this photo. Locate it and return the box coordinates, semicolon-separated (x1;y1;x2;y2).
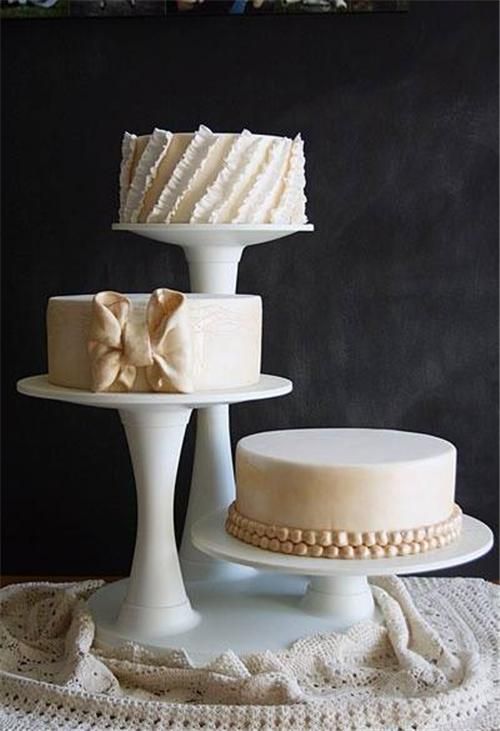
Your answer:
47;293;262;392
235;428;457;533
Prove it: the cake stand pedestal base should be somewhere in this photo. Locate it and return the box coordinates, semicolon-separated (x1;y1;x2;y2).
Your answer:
301;576;375;622
86;511;492;663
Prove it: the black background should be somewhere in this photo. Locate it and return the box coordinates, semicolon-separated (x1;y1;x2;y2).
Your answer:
2;1;498;579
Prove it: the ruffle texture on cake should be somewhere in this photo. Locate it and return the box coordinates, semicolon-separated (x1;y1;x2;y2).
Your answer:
118;125;308;225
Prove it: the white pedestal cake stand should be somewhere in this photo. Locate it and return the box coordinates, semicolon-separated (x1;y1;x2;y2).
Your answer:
16;374;291;642
112;223;313;581
68;509;492;664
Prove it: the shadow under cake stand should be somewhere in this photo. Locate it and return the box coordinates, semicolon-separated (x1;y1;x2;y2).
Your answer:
113;223;313;581
17;374;291;642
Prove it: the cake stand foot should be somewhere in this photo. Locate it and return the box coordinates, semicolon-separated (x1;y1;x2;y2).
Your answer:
115;407;200;639
180;405;255;581
301;576;375;627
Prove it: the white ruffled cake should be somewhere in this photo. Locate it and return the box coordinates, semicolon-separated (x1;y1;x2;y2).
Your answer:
226;429;462;559
118;125;307;225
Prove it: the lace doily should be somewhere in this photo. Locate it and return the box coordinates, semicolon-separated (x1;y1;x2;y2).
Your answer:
0;577;498;730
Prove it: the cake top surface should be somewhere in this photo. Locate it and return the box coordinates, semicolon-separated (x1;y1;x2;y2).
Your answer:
49;293;257;302
238;428;456;466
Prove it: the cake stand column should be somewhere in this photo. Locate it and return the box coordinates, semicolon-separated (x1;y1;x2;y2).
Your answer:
180;405;238;579
301;576;375;628
117;406;200;638
184;244;242;293
180;242;247;581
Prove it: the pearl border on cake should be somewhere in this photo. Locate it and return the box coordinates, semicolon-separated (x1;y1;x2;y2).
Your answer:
225;503;462;559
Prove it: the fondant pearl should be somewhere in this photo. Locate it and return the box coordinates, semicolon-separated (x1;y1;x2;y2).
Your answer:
355;545;370;559
429;537;438;550
293;542;308;556
364;532;376;547
269;538;280;552
318;530;332;547
251;533;260;546
415;528;426;542
385;545;398;557
370;545;385;559
348;532;363;547
282;541;294;554
376;531;389;546
240;518;249;530
426;525;435;539
265;526;277;539
247;521;257;533
260;536;269;550
420;539;430;552
310;544;323;557
437;535;446;547
398;543;412;556
435;524;444;537
334;531;348;547
237;527;245;540
243;530;252;543
389;531;403;546
410;542;421;554
256;524;265;537
402;530;414;543
325;545;339;558
276;527;289;542
340;545;355;559
290;529;303;544
303;530;316;546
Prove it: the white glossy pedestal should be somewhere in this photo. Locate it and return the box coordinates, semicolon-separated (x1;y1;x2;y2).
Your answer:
113;223;313;580
17;374;291;641
82;511;492;664
192;510;493;627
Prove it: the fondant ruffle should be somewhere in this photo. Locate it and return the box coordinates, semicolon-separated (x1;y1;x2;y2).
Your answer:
122;128;172;224
147;125;216;223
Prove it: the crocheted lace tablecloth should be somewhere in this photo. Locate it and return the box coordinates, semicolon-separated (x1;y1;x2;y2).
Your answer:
0;577;498;730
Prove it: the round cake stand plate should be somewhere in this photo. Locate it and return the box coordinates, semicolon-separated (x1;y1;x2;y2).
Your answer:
87;513;492;665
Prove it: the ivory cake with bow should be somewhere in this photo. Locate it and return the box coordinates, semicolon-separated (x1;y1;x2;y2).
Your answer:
47;289;262;393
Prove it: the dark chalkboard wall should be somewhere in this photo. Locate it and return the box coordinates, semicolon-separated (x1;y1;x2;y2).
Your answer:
2;1;498;579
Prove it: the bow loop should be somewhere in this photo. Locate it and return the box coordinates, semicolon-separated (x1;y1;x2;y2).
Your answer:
146;289;194;393
87;289;193;393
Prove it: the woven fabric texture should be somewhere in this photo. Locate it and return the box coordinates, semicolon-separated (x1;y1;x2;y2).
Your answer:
0;577;498;730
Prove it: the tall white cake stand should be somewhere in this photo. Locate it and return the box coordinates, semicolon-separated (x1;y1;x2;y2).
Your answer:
17;374;291;642
112;223;313;580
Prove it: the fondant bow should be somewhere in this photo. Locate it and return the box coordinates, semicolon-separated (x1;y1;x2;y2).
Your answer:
88;289;194;393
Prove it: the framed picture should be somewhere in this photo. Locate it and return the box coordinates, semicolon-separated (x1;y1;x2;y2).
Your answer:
0;0;409;19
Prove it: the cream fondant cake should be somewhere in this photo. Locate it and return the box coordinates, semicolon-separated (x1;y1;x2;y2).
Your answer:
118;125;307;225
47;291;262;393
226;428;462;559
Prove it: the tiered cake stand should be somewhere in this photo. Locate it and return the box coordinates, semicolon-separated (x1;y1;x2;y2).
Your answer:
17;374;292;642
112;223;314;580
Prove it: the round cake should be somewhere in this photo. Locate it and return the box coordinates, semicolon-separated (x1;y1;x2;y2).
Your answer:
118;125;307;225
226;428;462;559
47;290;262;393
